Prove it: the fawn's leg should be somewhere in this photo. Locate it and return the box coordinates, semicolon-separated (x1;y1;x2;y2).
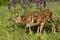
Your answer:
26;23;32;34
51;22;56;34
36;27;40;34
40;21;46;33
29;27;32;35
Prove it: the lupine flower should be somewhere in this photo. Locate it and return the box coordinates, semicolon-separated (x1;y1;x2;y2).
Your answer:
39;0;42;11
12;0;16;7
26;0;29;5
32;0;35;3
8;1;11;10
43;0;46;8
39;0;42;4
21;0;24;8
36;0;39;7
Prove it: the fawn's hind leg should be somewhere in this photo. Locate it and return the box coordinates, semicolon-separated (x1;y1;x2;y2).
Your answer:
51;22;56;34
36;27;40;34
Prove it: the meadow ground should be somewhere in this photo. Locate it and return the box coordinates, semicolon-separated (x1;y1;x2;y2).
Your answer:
0;2;60;40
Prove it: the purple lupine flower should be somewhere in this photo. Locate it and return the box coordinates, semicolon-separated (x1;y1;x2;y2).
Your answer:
39;0;42;5
8;3;11;10
8;1;11;10
36;0;39;7
12;0;16;7
26;0;30;5
39;0;42;11
21;0;24;8
32;0;35;3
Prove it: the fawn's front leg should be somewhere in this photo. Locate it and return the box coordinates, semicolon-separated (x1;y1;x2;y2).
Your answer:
29;27;32;35
40;21;46;33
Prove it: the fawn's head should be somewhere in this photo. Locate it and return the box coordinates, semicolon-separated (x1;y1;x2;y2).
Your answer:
14;13;21;23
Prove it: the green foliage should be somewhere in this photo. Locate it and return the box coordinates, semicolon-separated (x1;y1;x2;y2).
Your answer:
0;2;60;40
0;0;9;5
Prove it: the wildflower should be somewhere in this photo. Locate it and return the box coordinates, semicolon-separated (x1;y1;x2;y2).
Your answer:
39;0;42;4
36;0;39;7
32;0;35;3
26;0;29;5
21;0;24;8
12;0;16;7
8;0;11;10
8;3;11;10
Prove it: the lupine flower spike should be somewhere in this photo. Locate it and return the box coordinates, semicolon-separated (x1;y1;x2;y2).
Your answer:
21;0;24;8
36;0;39;7
12;0;16;7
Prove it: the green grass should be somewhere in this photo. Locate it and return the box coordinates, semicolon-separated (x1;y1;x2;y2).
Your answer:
0;2;60;40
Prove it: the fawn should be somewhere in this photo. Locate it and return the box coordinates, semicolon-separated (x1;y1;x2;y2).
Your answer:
14;9;56;34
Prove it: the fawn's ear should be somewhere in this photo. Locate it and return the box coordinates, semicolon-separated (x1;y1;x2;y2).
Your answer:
19;13;21;16
16;13;18;15
19;13;21;18
16;13;21;16
18;13;22;19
